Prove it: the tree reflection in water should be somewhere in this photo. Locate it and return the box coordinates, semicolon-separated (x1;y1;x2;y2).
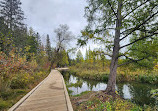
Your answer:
62;71;158;106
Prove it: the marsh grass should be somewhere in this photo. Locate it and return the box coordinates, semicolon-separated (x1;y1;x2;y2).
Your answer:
70;65;158;84
0;70;49;111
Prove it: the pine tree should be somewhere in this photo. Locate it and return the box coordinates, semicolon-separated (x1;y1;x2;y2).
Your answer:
36;32;41;54
85;48;89;62
59;49;69;67
25;28;38;60
0;0;25;29
0;17;13;54
46;34;52;61
88;47;93;64
0;0;27;54
76;50;84;63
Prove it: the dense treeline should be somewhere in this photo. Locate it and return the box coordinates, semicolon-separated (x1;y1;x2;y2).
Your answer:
72;46;158;82
75;48;109;70
0;0;50;110
0;0;71;110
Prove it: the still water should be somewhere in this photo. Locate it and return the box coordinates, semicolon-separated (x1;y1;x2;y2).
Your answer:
62;71;158;106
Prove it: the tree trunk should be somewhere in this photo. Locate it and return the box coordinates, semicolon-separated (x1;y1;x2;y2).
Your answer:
105;0;122;94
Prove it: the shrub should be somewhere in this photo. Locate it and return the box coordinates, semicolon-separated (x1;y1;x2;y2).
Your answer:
10;73;33;89
102;74;108;81
0;99;9;110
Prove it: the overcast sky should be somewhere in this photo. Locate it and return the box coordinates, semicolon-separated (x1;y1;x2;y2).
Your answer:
20;0;99;57
21;0;86;44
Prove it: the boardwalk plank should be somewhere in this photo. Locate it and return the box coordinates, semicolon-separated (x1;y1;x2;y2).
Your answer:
10;70;73;111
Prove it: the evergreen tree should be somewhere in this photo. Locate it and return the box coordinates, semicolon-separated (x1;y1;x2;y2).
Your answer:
76;50;84;63
25;28;38;60
0;0;26;54
85;48;89;62
59;49;69;67
36;32;41;47
36;32;41;55
14;26;27;54
88;47;93;64
46;34;52;61
0;17;13;54
0;0;25;29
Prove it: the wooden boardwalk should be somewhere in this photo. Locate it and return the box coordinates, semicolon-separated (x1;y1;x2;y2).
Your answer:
9;70;73;111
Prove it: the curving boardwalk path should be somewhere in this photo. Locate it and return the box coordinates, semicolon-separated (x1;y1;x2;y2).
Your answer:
9;70;73;111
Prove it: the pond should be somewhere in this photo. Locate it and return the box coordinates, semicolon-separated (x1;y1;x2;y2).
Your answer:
62;71;158;106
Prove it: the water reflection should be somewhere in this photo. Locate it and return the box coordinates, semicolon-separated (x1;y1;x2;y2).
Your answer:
123;84;132;99
62;71;158;106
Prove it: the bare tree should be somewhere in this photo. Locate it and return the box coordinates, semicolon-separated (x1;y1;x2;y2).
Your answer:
52;24;75;67
54;24;75;52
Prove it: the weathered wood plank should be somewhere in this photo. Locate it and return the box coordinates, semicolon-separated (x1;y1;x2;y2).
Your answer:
9;70;73;111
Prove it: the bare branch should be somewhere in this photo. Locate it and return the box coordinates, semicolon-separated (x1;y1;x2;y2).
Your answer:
107;0;117;19
122;0;149;20
120;11;158;41
120;31;158;49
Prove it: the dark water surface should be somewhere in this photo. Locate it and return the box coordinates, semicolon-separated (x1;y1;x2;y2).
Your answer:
62;71;158;106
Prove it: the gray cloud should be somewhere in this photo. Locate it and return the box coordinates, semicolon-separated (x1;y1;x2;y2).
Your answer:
21;0;87;46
